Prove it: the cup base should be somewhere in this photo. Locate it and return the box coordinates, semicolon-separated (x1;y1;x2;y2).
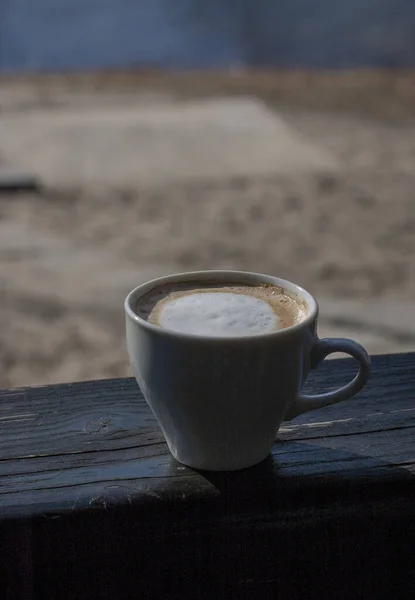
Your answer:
172;451;270;472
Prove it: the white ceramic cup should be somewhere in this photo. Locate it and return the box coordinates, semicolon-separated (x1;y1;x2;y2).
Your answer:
125;270;371;471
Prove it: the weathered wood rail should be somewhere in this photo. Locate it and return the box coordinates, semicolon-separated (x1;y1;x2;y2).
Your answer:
1;353;414;599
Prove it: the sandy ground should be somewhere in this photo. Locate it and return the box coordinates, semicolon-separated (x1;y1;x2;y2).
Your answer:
1;72;415;389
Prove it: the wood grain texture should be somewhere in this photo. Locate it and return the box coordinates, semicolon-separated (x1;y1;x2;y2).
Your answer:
1;353;414;517
0;353;414;599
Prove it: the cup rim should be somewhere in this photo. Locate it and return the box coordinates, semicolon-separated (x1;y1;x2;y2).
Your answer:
125;270;318;342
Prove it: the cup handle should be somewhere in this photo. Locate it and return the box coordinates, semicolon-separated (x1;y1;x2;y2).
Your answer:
284;338;371;421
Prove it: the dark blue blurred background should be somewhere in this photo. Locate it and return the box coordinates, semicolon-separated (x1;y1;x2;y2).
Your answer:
1;0;415;72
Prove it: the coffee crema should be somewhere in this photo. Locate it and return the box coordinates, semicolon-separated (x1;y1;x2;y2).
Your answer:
135;281;307;337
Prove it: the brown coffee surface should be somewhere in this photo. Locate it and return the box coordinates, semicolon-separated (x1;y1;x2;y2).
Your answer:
136;281;307;336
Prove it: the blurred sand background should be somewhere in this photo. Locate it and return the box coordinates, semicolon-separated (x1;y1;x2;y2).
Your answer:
1;70;415;388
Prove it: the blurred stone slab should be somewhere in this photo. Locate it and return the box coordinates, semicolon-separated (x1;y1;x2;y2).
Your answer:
0;166;40;192
0;98;339;187
0;225;173;309
318;296;415;357
318;297;415;338
0;223;59;252
318;323;415;357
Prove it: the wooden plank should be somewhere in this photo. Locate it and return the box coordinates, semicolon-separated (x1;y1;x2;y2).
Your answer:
0;352;413;460
0;353;414;599
21;497;414;599
0;353;414;519
0;520;33;599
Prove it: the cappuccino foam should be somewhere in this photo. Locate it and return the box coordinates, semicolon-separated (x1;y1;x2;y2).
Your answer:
136;281;307;337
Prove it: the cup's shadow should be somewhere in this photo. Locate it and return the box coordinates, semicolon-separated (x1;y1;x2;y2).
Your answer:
164;440;415;511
